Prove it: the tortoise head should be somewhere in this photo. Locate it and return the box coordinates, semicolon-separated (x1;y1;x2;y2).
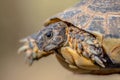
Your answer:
18;18;69;65
36;21;67;52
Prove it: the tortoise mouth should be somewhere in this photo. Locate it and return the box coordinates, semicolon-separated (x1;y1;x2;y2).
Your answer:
18;37;52;65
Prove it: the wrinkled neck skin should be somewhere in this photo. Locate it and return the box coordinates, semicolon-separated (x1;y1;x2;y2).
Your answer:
58;26;96;52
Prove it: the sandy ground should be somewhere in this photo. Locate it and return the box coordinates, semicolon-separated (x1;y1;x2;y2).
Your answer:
0;0;120;80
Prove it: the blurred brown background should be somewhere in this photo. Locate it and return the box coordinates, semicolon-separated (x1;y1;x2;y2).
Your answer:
0;0;120;80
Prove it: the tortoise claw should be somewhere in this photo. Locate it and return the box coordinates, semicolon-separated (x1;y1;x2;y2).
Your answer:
18;38;38;65
91;55;105;68
19;38;28;43
24;49;34;65
18;45;29;54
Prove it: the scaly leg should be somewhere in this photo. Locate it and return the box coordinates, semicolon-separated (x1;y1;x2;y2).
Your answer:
60;47;100;70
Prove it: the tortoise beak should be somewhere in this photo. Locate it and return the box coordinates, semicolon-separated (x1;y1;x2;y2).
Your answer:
18;37;48;65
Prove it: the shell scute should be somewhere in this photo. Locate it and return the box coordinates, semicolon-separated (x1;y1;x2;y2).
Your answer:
61;9;81;19
88;0;120;13
75;14;90;27
107;16;120;38
87;16;105;34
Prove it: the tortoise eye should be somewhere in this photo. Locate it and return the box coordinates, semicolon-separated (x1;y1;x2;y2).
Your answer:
46;31;53;38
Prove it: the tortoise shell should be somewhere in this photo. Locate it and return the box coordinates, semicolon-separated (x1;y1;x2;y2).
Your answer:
48;0;120;38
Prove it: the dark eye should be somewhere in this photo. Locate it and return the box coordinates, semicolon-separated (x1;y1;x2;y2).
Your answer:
46;31;53;38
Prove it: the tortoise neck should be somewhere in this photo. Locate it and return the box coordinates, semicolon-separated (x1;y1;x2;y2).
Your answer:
64;26;85;48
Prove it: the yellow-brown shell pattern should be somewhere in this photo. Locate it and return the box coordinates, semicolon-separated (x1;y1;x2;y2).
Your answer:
51;0;120;38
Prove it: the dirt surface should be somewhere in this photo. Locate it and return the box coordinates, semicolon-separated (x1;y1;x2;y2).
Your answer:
0;0;120;80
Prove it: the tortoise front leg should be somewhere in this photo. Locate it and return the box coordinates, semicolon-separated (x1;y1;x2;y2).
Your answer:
60;47;100;70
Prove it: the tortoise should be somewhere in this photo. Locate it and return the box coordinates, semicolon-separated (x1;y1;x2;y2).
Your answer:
18;0;120;74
